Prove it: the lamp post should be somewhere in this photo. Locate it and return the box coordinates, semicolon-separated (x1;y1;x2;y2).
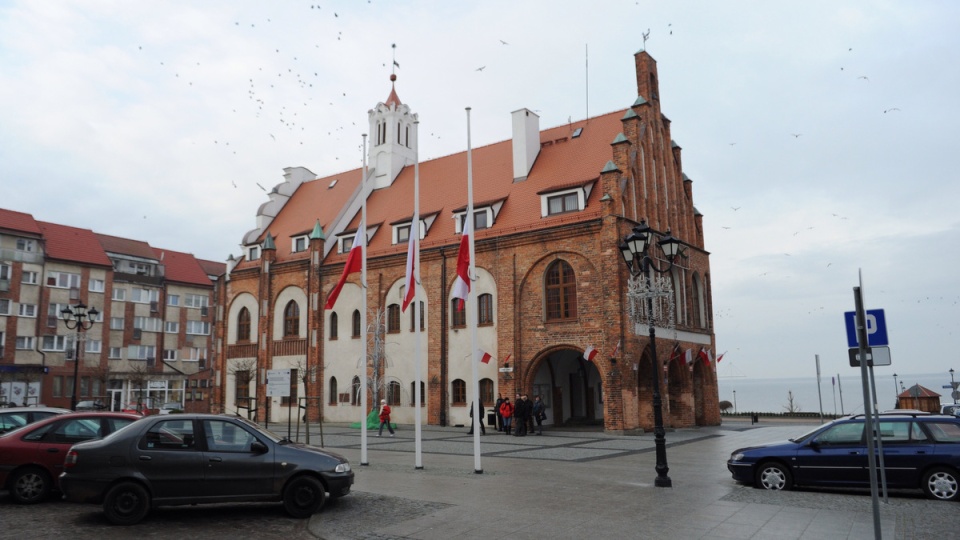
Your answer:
61;302;99;411
951;369;957;405
733;390;737;415
619;219;681;488
893;373;899;408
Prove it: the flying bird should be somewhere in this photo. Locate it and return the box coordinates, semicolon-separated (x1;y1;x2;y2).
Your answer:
256;183;267;191
790;133;802;138
476;66;486;71
499;40;509;45
857;75;869;81
884;108;901;113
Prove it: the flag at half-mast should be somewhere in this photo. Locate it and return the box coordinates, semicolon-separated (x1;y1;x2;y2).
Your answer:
324;226;363;310
451;217;472;310
401;225;417;312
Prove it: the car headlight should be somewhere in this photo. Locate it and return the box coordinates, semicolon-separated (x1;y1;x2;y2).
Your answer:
335;462;351;473
730;452;745;462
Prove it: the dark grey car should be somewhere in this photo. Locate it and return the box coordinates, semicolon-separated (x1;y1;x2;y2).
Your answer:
59;414;353;525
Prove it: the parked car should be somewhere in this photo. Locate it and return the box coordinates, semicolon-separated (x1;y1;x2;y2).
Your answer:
157;402;183;415
0;412;140;503
0;407;71;435
940;404;960;417
60;414;354;525
727;411;960;501
75;400;107;411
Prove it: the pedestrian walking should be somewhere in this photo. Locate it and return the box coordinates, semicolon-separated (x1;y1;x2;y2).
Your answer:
499;397;514;435
378;399;395;437
532;395;546;435
467;400;486;435
494;393;505;432
513;393;524;436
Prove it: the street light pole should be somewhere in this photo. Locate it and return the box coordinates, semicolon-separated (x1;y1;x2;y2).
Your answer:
951;369;956;405
619;219;681;489
893;373;899;408
61;302;99;411
733;390;737;415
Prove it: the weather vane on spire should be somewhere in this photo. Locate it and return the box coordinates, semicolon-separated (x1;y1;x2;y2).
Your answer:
642;29;651;50
391;43;399;76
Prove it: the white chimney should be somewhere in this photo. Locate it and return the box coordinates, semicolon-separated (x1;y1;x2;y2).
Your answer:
511;108;540;181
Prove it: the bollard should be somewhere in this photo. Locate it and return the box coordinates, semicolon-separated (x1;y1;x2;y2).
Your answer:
751;413;759;424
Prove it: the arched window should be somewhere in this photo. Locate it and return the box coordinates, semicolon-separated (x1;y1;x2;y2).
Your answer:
352;309;361;338
283;300;300;337
387;380;401;406
409;301;425;331
451;299;465;328
479;378;494;405
329;376;338;405
451;379;466;405
691;274;703;328
330;312;338;340
237;307;251;342
478;293;493;325
410;381;425;405
545;260;577;320
387;304;400;333
351;376;361;406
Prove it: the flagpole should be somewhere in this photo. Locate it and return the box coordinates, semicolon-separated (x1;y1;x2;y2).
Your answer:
837;373;845;415
360;134;369;466
466;107;482;474
413;121;423;470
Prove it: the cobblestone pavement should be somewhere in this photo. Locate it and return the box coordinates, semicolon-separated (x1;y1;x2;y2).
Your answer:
2;421;959;539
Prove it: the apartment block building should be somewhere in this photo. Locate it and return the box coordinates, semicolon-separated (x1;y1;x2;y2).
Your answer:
0;209;224;411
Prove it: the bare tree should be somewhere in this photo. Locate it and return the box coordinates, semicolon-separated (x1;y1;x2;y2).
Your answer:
783;390;802;414
229;358;258;415
363;307;391;406
128;363;152;412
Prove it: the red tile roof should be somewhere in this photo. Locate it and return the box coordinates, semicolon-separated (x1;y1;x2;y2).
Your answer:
197;258;227;278
96;233;158;261
0;207;42;236
898;385;941;398
153;248;215;287
250;109;624;266
36;221;113;267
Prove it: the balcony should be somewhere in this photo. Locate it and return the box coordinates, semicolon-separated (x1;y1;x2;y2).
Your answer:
226;343;258;359
273;339;306;357
0;247;43;264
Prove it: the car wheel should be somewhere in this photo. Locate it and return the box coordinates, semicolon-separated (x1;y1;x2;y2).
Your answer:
755;462;792;491
922;467;960;501
283;476;326;518
103;481;151;525
10;467;51;504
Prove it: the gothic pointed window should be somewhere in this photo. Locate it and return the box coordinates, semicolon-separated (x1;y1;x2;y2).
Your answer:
283;300;300;337
237;307;251;342
545;260;577;321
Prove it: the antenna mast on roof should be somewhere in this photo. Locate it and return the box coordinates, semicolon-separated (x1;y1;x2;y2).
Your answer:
585;44;589;120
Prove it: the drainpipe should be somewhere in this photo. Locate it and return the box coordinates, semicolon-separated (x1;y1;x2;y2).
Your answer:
439;247;448;426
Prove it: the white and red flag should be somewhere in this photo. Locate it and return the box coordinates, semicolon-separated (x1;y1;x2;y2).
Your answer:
684;349;694;365
479;350;493;364
401;226;417;312
611;339;622;358
698;348;711;366
583;346;598;362
451;217;472;310
716;351;727;363
324;227;363;310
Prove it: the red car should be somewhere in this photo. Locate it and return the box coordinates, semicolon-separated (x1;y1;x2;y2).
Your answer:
0;411;140;503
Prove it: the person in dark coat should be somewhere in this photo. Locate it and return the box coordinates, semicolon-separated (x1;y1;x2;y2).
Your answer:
512;393;523;436
494;393;505;431
516;394;530;436
467;400;486;435
532;395;545;435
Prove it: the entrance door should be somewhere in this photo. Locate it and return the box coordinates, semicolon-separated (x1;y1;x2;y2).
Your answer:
585;388;595;420
109;389;123;412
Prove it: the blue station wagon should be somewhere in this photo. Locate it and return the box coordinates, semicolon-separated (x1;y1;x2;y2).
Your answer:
727;412;960;501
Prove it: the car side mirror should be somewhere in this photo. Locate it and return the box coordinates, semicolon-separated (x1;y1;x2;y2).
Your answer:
250;441;268;454
809;439;820;450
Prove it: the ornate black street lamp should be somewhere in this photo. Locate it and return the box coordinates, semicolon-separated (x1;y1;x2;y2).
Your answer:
619;219;681;488
61;302;99;411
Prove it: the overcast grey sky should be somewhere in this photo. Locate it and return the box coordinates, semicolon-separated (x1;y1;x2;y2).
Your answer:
2;1;958;381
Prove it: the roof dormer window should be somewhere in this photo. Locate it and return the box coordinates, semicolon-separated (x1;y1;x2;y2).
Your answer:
538;182;594;217
452;202;503;234
292;236;308;253
248;246;260;261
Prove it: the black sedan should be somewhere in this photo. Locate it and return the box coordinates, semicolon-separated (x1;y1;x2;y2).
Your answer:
727;412;960;500
59;414;353;525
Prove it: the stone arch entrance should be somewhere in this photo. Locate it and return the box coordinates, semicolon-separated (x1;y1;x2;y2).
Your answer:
666;359;691;428
526;347;604;427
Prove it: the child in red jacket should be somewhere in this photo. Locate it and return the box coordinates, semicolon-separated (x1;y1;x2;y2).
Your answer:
499;397;514;435
378;399;395;437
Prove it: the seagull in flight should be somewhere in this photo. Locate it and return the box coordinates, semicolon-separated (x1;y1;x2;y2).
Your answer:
857;75;869;81
731;206;741;211
256;182;267;191
476;66;486;71
790;133;802;138
499;40;509;45
884;108;901;114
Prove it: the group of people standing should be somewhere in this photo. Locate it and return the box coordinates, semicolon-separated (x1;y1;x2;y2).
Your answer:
493;393;546;436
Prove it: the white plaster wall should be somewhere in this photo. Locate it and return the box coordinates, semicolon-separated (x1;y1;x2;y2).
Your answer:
322;282;365;423
446;267;499;427
381;276;429;424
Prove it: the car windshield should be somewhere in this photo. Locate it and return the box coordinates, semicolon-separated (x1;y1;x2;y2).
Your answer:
789;422;832;443
232;416;285;443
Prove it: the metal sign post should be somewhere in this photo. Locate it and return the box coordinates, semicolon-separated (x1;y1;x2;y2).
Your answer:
266;369;291;439
853;281;882;540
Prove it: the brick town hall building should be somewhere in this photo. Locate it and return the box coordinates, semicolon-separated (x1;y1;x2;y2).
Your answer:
214;50;720;432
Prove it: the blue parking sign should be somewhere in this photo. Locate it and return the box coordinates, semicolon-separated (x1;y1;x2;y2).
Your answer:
844;309;889;348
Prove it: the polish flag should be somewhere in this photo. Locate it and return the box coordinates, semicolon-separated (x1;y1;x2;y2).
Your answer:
698;348;711;365
502;353;511;364
324;227;363;310
716;351;726;363
611;339;622;358
684;349;694;365
583;346;598;362
451;217;472;310
480;351;493;364
401;227;417;312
